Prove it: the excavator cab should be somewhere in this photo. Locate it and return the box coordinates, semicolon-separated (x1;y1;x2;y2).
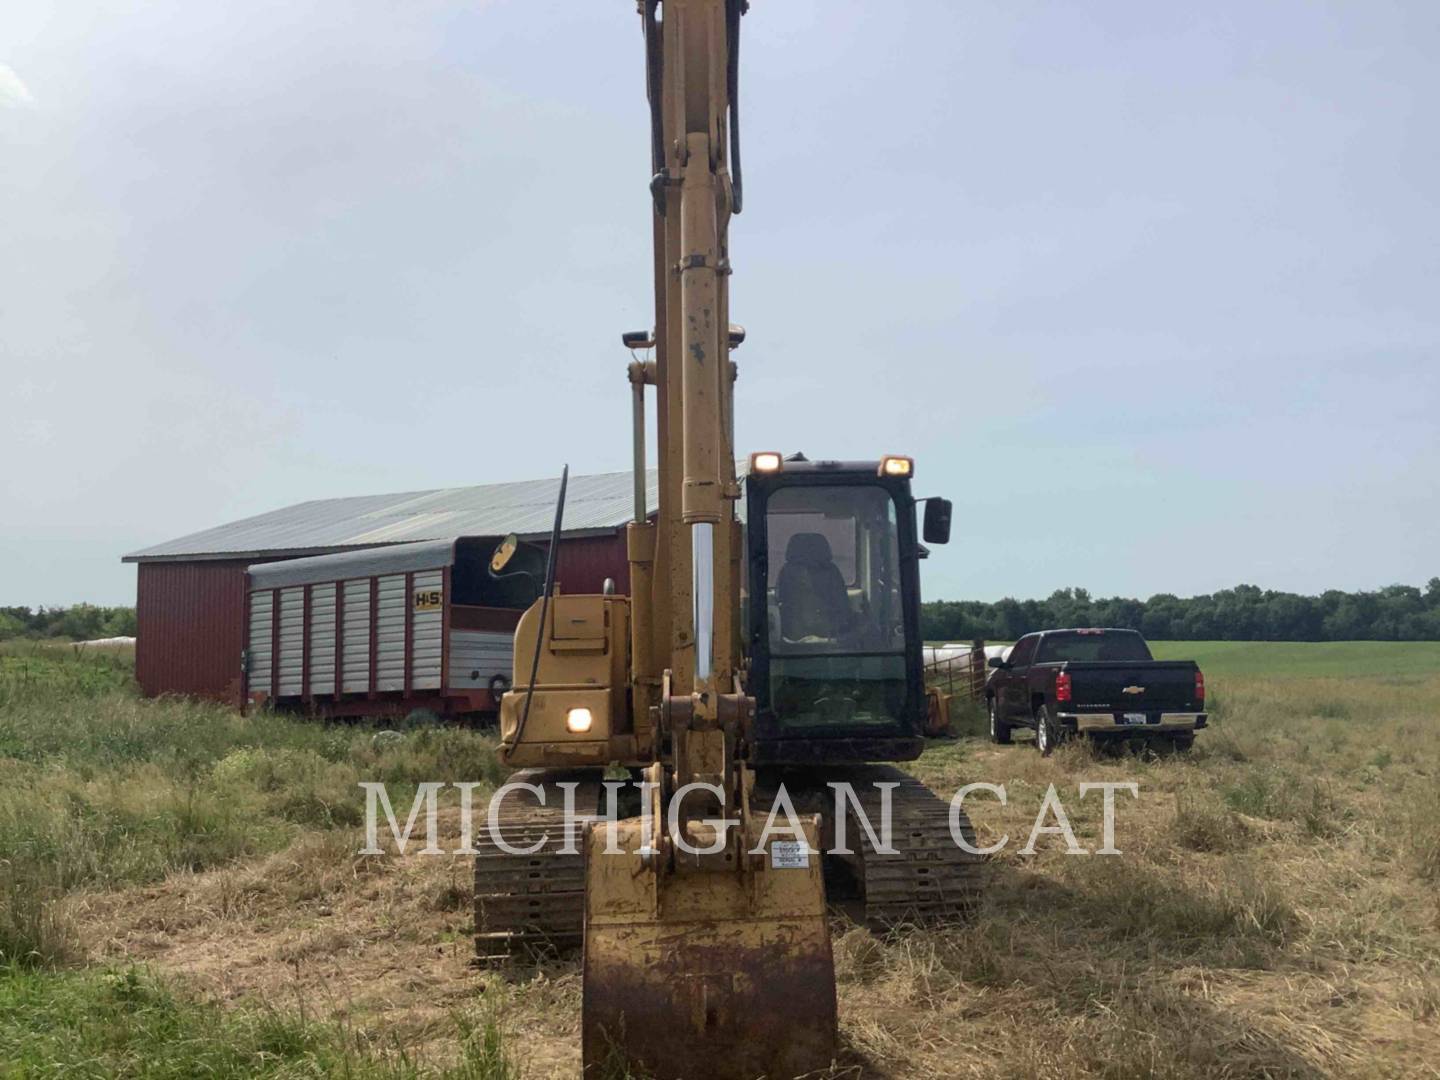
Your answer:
744;454;951;765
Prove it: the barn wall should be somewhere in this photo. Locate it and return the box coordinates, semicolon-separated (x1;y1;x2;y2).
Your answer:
551;531;630;595
135;560;251;702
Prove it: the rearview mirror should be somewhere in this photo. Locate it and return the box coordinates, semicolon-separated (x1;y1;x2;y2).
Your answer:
489;533;521;575
922;498;953;545
987;656;1006;670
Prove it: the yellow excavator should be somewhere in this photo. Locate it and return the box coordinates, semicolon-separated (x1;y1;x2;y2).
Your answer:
476;3;979;1076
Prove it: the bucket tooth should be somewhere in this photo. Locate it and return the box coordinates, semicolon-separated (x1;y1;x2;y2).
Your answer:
581;816;837;1080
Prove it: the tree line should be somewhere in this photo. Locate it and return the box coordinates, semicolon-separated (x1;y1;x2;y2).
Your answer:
921;581;1440;642
0;605;138;642
8;582;1440;644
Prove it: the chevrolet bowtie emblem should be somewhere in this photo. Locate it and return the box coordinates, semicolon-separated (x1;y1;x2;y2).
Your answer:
1122;685;1145;694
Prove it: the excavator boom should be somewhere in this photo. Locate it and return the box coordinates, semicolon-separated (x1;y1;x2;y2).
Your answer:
579;2;839;1076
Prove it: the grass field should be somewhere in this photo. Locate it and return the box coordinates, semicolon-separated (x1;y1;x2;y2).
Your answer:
2;640;1438;1077
1150;639;1440;678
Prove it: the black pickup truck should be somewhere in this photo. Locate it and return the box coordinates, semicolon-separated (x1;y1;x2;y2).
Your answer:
984;628;1206;754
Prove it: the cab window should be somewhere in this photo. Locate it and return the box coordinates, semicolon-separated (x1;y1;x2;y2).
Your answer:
761;483;907;730
1008;635;1039;667
1035;631;1152;664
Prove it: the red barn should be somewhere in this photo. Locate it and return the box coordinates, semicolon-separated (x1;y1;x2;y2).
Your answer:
123;469;652;704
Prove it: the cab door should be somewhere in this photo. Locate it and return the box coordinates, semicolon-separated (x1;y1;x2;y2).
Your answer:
998;634;1039;720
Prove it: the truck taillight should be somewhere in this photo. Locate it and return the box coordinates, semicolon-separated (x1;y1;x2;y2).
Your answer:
1056;671;1072;703
1195;670;1205;704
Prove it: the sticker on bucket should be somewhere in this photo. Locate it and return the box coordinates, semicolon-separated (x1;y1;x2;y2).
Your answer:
770;840;810;869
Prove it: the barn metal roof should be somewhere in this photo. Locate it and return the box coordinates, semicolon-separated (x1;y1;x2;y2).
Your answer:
123;468;659;563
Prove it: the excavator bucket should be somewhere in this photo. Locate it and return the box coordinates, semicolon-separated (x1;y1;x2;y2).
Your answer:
582;816;838;1080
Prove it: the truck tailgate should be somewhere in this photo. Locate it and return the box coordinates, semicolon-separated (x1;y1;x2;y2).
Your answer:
1062;661;1201;712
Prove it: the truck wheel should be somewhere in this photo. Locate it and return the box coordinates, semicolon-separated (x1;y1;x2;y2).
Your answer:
1035;706;1062;757
1170;733;1195;753
988;697;1012;744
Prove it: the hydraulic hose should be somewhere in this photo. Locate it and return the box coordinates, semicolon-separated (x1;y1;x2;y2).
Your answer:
513;465;568;749
726;0;745;213
644;0;664;176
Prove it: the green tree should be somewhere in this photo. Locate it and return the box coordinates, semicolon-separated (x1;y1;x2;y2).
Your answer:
920;580;1440;643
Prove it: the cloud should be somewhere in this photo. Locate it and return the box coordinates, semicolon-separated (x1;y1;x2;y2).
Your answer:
0;62;36;107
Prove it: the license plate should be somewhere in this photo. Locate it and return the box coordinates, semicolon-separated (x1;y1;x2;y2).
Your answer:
1122;712;1148;725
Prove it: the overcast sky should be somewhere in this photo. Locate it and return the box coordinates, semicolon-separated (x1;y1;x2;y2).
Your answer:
2;0;1436;607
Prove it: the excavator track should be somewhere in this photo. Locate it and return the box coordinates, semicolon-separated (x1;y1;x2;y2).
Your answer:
473;770;602;964
840;765;984;925
474;766;982;963
757;765;985;927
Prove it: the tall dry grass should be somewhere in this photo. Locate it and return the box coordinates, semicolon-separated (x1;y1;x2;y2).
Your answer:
0;645;504;968
845;673;1440;1077
1;644;526;1076
7;642;1440;1076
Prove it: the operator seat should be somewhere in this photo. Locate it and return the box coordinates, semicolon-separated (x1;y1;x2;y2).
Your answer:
777;532;851;641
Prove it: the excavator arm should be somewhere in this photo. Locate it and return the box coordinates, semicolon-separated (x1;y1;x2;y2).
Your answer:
580;2;840;1076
